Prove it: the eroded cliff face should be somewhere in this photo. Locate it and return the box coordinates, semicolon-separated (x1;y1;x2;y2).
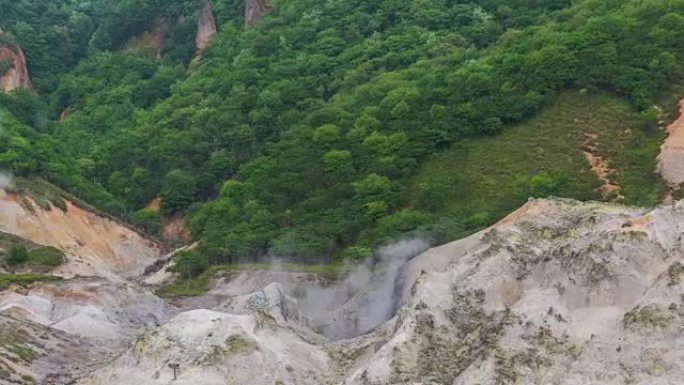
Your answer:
0;190;160;279
659;100;684;192
0;45;30;92
245;0;272;26
195;0;218;51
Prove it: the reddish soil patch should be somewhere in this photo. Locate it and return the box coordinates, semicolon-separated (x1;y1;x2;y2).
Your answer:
658;100;684;198
582;132;624;202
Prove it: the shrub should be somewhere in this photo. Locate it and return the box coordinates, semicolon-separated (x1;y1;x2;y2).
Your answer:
27;247;64;267
465;212;492;230
171;250;209;279
130;209;162;235
6;245;29;265
340;246;373;262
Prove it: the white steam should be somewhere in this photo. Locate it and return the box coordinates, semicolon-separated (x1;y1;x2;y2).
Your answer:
296;238;430;340
0;172;13;190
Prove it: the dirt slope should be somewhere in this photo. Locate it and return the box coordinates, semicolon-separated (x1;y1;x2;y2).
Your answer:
0;189;160;279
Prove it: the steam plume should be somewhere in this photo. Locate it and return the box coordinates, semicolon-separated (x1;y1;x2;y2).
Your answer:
0;172;13;190
296;238;430;340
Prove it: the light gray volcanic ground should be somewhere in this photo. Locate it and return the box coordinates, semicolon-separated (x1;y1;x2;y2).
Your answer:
2;198;684;384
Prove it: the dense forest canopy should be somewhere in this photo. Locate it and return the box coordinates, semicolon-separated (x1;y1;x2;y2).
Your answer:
0;0;680;273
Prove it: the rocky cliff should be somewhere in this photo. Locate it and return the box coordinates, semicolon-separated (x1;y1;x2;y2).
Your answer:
195;0;218;51
0;45;30;92
245;0;271;26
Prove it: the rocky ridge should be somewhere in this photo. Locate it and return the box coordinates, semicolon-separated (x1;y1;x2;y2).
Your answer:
0;189;160;280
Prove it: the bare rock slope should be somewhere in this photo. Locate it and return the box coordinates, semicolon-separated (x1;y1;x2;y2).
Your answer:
76;198;684;385
0;189;160;279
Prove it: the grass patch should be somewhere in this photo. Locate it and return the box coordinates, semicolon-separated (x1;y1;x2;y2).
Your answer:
155;273;212;298
0;232;65;269
7;344;39;363
156;262;343;298
26;247;64;267
0;274;62;291
411;90;664;241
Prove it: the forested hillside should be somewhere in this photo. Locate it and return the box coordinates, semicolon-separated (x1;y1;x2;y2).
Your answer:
0;0;681;274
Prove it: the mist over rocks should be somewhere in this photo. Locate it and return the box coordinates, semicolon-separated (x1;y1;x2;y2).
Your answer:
66;198;684;385
295;238;431;340
0;172;13;189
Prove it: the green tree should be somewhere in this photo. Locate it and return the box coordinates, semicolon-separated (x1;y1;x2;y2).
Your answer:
161;169;199;214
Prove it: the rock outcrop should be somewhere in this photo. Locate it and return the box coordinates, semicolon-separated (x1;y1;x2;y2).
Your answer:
344;198;684;384
0;279;170;342
195;0;218;51
82;284;329;385
0;189;160;279
659;100;684;191
59;106;70;122
0;45;30;92
245;0;272;26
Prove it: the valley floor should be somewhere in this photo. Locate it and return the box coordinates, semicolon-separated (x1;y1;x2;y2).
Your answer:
1;197;684;385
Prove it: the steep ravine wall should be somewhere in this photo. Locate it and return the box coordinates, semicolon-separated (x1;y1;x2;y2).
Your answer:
2;196;683;384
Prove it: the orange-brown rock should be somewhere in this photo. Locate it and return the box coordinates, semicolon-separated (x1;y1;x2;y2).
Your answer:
245;0;272;26
0;45;31;92
59;106;70;122
196;0;218;51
